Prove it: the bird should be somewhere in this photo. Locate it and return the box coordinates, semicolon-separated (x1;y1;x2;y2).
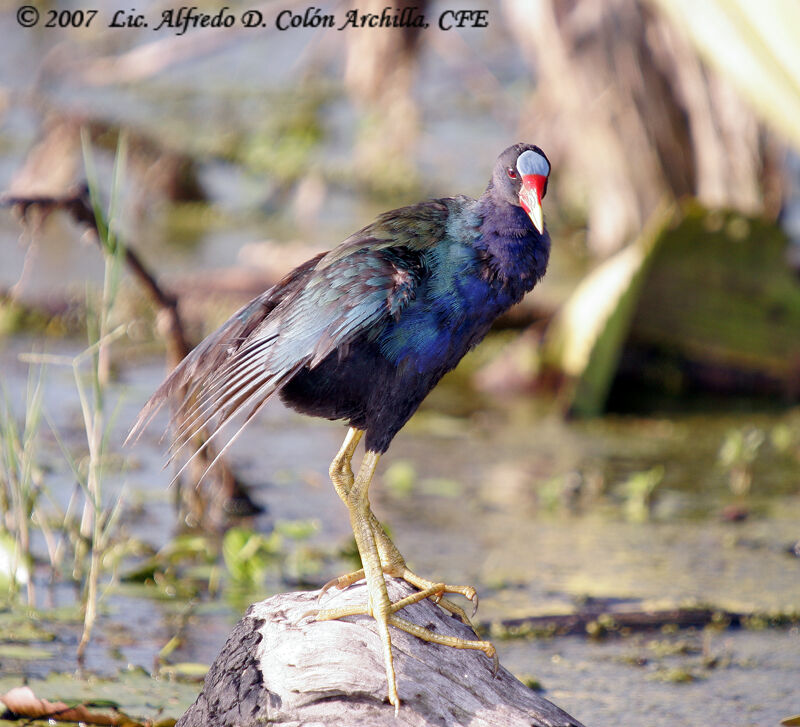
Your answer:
129;142;551;710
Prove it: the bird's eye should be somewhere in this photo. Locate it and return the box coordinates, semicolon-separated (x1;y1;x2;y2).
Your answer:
506;167;518;180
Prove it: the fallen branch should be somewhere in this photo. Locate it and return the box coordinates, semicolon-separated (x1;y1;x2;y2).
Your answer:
487;607;742;639
2;187;257;527
485;601;800;640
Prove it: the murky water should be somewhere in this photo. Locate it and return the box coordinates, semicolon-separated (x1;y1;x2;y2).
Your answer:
500;628;799;727
0;335;798;726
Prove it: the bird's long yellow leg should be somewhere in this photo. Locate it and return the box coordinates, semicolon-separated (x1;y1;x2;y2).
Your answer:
338;448;400;708
317;428;498;709
329;427;364;499
325;428;476;624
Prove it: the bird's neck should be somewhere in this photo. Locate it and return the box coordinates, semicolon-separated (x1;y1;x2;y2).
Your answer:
473;192;550;290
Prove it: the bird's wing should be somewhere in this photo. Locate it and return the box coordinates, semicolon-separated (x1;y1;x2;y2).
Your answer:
128;200;451;472
320;198;454;265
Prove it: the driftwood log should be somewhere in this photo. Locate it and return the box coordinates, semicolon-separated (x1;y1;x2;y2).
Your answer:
177;579;585;727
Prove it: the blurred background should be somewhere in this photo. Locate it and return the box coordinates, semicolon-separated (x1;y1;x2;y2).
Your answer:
0;1;798;726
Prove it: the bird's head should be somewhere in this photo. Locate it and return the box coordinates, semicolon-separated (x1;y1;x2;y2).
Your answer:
491;143;551;234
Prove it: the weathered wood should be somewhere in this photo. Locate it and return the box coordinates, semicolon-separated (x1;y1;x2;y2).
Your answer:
177;579;585;727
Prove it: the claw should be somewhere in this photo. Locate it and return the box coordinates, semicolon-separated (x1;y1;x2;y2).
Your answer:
301;607;320;620
319;576;341;601
319;569;365;602
470;591;479;617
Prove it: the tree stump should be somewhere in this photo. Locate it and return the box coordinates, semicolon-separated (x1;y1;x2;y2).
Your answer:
177;579;586;727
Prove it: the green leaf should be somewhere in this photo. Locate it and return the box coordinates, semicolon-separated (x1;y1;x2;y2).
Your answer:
222;527;280;586
274;519;319;540
159;662;209;680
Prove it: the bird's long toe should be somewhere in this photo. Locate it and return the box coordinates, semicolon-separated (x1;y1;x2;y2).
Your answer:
319;568;365;600
397;567;479;622
388;613;498;673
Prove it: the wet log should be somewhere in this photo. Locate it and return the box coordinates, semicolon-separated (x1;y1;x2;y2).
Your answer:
488;606;747;639
177;579;585;727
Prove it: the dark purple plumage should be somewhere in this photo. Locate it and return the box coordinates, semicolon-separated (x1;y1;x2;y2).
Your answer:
129;143;551;465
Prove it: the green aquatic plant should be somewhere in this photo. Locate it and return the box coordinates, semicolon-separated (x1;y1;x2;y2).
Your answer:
222;526;283;587
618;465;665;522
0;129;134;663
383;460;417;498
70;129;130;661
222;519;322;588
0;363;50;605
237;87;327;184
718;427;765;496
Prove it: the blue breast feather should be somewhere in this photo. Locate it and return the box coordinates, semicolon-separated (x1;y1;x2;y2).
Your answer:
256;197;543;379
377;240;514;372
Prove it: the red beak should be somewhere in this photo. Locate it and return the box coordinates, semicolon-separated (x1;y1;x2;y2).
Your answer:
519;174;546;233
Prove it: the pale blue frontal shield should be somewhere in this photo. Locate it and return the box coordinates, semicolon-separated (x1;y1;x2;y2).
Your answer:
517;149;550;177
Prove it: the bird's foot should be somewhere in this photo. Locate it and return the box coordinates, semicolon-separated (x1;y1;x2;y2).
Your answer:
320;567;477;627
315;581;498;674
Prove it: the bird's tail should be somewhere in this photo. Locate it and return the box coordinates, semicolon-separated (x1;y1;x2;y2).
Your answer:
125;290;297;485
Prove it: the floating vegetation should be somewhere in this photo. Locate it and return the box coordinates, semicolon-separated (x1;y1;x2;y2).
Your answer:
616;466;665;522
236;86;329;185
517;674;544;692
718;427;766;496
648;667;698;683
